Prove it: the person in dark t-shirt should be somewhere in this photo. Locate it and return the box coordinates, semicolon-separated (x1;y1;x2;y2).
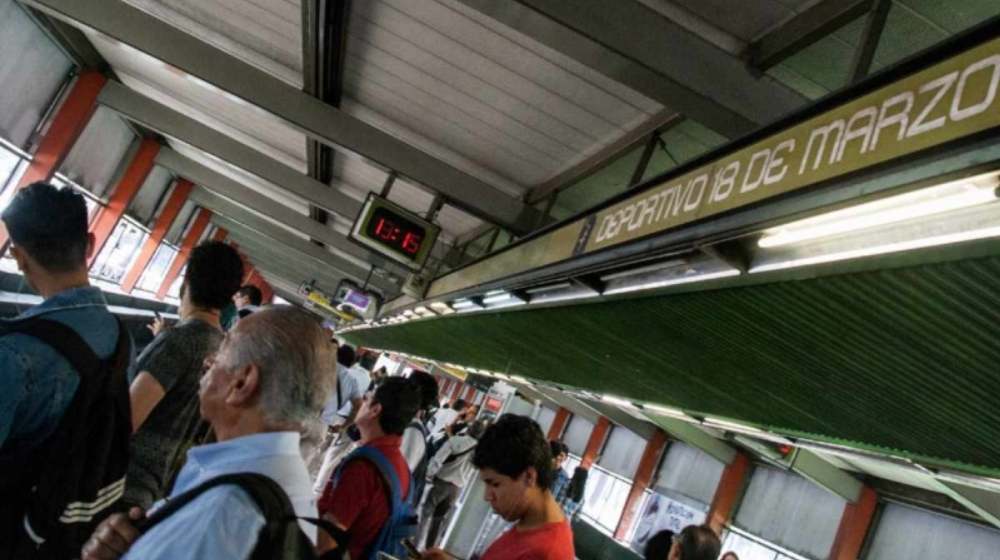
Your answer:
122;241;244;509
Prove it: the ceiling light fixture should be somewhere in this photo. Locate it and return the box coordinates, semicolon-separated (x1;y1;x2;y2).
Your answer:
758;180;998;248
602;268;740;295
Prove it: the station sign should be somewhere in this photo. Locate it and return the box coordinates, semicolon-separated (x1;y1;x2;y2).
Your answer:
429;29;1000;298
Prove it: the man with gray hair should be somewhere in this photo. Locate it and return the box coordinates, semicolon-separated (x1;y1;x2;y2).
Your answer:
81;306;334;559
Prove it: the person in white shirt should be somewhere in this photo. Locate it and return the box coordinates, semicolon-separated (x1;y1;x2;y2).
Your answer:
429;399;468;436
402;370;440;472
419;419;488;548
311;345;367;491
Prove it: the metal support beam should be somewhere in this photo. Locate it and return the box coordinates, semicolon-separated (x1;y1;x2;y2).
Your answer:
528;110;680;204
789;448;864;503
455;0;807;139
98;81;362;220
749;0;874;71
850;0;892;84
27;0;545;234
156;148;402;275
230;235;345;291
933;480;1000;530
642;412;737;465
27;9;107;70
627;132;659;189
202;199;399;294
303;0;351;230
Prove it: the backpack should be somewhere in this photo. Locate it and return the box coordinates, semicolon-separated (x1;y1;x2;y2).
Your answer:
407;419;431;508
137;472;335;560
333;446;419;560
0;316;131;559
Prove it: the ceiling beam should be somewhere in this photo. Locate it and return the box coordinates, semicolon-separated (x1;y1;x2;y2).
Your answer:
302;0;351;230
642;412;738;465
156;148;404;275
748;0;873;71
231;235;346;292
788;448;864;502
455;0;807;139
212;213;373;288
527;110;681;204
98;81;362;221
199;195;399;294
26;0;546;235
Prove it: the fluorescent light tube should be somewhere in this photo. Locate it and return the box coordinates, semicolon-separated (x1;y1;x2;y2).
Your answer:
759;181;998;248
753;225;1000;273
603;269;740;295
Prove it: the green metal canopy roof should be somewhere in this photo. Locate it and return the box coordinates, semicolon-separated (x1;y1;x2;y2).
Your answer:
345;252;1000;477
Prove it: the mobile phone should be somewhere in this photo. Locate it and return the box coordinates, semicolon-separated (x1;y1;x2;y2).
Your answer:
401;538;421;560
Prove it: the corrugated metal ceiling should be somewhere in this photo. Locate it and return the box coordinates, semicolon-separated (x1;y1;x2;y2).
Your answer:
93;0;666;242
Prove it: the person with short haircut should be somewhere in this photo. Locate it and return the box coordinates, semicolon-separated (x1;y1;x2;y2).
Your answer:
317;377;421;560
420;419;488;548
401;370;439;471
0;183;131;553
643;530;675;560
123;240;244;508
81;306;335;559
668;525;721;560
430;398;467;436
312;344;368;490
424;414;573;560
232;284;263;319
548;441;581;518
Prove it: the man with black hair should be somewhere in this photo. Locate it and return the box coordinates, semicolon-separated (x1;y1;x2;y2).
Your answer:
0;182;131;552
402;370;439;470
643;530;675;560
312;344;369;489
668;525;720;560
123;240;244;508
424;414;574;560
0;183;122;451
232;284;262;319
318;377;421;560
430;398;467;436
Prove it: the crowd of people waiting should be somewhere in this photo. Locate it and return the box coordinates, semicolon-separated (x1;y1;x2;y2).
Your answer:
0;182;734;560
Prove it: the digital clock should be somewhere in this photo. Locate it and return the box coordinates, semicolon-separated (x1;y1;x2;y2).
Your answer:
349;194;441;270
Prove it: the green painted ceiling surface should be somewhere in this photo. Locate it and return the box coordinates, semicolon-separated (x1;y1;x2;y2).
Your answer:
346;255;1000;476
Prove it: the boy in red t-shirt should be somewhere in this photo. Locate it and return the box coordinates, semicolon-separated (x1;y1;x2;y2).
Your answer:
317;377;421;560
424;414;574;560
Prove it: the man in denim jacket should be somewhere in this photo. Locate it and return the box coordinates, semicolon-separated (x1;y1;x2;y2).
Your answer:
0;182;125;455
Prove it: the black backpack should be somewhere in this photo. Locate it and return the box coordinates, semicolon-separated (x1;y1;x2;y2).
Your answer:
0;316;131;559
138;472;337;560
407;419;432;508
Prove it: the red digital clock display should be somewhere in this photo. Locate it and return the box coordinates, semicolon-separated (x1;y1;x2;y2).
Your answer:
365;207;426;257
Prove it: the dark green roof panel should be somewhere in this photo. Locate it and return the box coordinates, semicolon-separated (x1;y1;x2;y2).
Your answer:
345;256;1000;476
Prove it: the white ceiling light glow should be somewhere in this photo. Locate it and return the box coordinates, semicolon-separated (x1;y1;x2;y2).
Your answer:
758;179;999;248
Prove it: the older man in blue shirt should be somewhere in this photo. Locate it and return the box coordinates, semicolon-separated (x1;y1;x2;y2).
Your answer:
81;306;335;559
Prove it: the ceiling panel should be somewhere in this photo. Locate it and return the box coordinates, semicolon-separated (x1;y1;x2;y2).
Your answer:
120;0;302;86
343;0;664;189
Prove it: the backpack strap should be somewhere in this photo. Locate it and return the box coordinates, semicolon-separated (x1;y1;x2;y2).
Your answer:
1;317;101;377
137;473;297;532
345;446;407;506
443;443;476;465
